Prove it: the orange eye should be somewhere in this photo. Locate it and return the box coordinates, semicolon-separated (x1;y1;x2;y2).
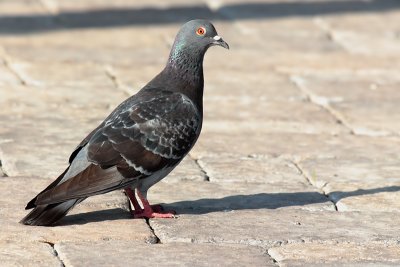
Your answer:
196;27;206;36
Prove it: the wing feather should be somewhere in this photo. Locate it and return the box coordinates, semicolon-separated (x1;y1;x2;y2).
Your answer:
33;89;201;206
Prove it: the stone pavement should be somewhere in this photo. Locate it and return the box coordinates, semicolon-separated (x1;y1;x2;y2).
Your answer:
1;0;400;266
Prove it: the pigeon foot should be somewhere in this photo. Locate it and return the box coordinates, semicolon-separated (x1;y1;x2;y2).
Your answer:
130;204;176;218
133;210;176;219
136;191;176;218
125;188;176;219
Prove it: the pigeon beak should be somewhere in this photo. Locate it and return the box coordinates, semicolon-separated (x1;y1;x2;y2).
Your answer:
213;35;229;49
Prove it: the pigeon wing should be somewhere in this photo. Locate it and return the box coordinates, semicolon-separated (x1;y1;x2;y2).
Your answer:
35;90;201;205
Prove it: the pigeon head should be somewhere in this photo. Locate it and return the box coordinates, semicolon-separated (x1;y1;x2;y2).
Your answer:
168;19;229;67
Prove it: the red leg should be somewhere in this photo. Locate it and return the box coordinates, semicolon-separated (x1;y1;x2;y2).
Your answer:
134;190;176;219
124;188;142;213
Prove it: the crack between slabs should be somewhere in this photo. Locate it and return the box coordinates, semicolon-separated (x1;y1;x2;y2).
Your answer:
187;153;210;182
320;182;338;211
40;241;65;267
289;75;354;134
0;149;9;177
290;158;315;187
312;17;348;52
195;159;210;182
104;65;132;96
0;159;9;177
277;71;398;138
0;50;27;86
145;219;162;244
188;154;210;181
266;248;281;267
291;159;338;211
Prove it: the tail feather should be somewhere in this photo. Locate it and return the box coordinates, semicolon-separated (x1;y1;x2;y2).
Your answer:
21;146;91;226
25;167;70;210
20;199;81;226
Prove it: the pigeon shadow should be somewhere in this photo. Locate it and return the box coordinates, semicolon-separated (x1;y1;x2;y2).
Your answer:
59;208;131;226
163;185;400;215
57;185;400;225
0;0;399;34
328;185;400;202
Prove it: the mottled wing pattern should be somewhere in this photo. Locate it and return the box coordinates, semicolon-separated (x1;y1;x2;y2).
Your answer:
35;90;201;205
88;89;201;175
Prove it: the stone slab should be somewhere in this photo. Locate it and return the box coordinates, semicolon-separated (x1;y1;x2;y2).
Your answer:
202;97;345;135
8;61;115;87
268;243;400;267
148;148;334;214
200;67;345;135
0;0;45;16
224;11;342;53
0;62;20;85
320;7;400;34
55;241;273;267
0;26;170;65
103;64;162;94
0;176;155;244
192;131;324;159
294;72;400;135
192;131;400;161
197;155;304;183
204;69;304;101
149;179;334;214
0;240;60;267
0;84;127;177
298;154;400;212
150;210;400;248
165;156;206;182
319;8;400;55
275;56;400;76
2;43;166;65
332;31;400;56
324;182;400;213
299;155;400;186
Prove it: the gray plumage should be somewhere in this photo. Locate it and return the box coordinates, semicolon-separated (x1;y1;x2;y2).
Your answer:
21;19;229;226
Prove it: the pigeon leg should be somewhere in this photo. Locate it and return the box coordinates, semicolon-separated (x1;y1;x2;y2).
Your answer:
134;190;176;218
124;188;142;213
124;188;166;216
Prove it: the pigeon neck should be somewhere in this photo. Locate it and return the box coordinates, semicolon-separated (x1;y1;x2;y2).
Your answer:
167;48;205;81
162;45;205;107
167;38;206;78
165;57;204;87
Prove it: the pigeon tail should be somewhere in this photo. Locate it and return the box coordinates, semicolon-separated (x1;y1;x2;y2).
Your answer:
25;166;71;210
20;199;81;226
21;148;90;226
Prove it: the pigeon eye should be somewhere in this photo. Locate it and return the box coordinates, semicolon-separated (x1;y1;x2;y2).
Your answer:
196;27;206;36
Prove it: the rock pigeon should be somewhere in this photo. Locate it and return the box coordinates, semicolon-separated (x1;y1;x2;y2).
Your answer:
20;19;229;226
